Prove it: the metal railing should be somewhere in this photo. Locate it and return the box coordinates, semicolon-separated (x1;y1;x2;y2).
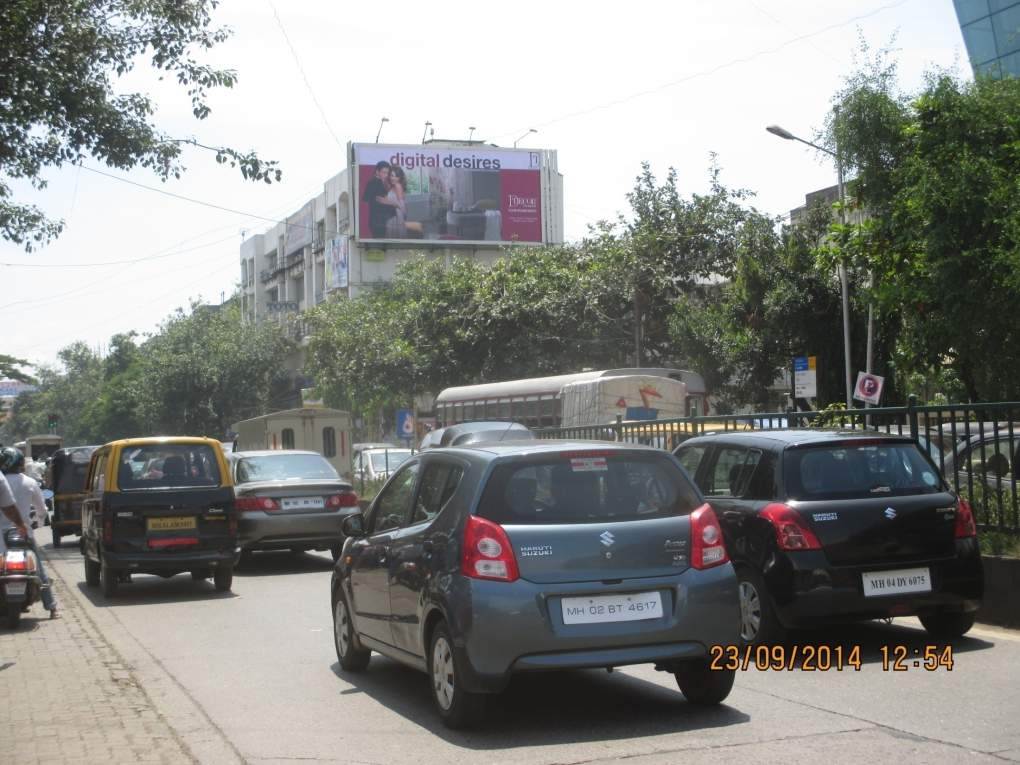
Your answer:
534;397;1020;534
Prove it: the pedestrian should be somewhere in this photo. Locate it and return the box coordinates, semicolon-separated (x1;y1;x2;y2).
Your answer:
0;447;58;618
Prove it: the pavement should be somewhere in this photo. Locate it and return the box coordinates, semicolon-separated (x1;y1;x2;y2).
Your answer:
6;527;1020;764
0;529;191;763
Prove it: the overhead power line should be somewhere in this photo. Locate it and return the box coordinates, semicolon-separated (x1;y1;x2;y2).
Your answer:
267;0;345;151
491;0;910;141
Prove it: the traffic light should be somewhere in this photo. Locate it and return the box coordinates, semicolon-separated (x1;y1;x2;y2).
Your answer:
47;413;58;432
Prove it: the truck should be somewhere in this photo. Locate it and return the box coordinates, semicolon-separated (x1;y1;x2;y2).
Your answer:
231;408;354;478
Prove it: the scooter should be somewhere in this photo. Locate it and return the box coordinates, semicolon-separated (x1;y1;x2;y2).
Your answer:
0;527;42;629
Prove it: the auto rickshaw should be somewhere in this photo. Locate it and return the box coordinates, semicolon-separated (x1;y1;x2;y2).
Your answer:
46;445;98;547
81;437;238;597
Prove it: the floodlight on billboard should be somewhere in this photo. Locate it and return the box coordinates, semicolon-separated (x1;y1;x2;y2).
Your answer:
352;143;544;245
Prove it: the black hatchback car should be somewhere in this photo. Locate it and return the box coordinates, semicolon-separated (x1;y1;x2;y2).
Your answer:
674;430;983;644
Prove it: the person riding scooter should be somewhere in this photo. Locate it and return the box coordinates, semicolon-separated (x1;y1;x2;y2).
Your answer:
0;447;57;618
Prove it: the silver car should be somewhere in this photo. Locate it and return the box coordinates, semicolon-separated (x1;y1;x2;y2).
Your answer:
331;440;740;728
231;451;359;562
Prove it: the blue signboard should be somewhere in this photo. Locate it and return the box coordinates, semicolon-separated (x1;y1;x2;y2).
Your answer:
625;407;658;421
396;409;415;440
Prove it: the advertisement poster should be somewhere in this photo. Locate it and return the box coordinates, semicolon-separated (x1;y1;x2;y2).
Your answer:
353;143;543;243
324;236;349;291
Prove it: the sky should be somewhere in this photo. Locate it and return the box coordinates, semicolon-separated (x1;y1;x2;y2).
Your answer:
2;0;971;370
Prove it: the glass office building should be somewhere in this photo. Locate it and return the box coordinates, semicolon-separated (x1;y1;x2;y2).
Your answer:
955;0;1020;77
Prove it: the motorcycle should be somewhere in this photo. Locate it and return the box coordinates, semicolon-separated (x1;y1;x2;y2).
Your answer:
1;527;42;629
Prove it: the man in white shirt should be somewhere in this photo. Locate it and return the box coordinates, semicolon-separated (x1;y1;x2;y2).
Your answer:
1;448;57;617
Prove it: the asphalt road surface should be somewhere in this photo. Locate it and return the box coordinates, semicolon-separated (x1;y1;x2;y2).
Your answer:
38;529;1020;765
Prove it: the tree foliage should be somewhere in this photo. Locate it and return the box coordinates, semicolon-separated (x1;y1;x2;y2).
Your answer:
0;0;281;250
0;353;34;383
0;303;292;445
832;58;1020;400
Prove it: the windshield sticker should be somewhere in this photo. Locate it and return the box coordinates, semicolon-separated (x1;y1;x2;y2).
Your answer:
812;512;838;522
570;457;608;472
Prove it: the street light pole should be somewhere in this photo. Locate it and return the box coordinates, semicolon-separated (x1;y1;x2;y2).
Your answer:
766;123;854;409
514;128;537;148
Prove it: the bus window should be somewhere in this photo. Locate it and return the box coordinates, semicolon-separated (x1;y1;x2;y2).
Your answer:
523;398;538;426
497;399;511;419
453;402;464;423
462;402;474;421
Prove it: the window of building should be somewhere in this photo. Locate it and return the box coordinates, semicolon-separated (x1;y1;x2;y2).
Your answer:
956;0;991;25
993;3;1020;56
241;260;248;285
323;427;336;458
281;428;295;450
963;15;999;64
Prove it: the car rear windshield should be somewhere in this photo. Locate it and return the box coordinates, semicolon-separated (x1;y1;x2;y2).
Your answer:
369;450;411;471
119;444;221;490
235;454;339;482
477;452;702;525
784;442;945;501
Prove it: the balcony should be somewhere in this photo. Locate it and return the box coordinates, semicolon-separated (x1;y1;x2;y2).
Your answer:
312;238;325;254
286;251;305;271
260;263;284;283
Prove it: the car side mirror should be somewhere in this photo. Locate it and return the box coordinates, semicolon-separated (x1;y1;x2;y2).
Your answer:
342;514;366;538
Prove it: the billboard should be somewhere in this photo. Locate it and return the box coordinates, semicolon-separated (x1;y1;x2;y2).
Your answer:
325;236;349;291
353;143;543;244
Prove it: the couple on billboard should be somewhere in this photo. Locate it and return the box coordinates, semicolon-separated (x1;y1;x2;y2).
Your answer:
363;161;424;239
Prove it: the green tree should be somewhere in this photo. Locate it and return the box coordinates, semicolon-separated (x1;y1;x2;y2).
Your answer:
0;0;281;251
138;303;292;437
0;354;34;383
832;61;1020;400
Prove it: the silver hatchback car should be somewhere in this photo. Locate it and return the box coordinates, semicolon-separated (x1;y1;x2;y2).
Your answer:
331;440;740;728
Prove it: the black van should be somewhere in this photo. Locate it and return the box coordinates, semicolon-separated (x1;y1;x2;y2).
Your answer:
81;437;238;597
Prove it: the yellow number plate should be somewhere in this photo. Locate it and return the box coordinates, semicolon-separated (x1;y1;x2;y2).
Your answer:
147;516;197;532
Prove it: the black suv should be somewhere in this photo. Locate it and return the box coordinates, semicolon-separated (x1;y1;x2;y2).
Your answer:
674;430;983;644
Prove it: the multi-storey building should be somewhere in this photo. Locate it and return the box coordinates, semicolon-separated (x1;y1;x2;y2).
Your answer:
954;0;1020;78
240;140;564;344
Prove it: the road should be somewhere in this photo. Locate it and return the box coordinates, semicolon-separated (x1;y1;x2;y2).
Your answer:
36;527;1020;765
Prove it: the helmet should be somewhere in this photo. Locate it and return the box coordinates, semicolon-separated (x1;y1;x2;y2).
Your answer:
0;447;24;474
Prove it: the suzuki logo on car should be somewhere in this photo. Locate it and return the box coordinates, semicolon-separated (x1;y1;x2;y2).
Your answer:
600;531;615;547
884;507;897;520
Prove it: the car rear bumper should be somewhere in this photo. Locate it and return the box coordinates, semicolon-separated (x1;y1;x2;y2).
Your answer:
767;539;984;627
102;548;237;572
453;563;740;693
239;512;348;550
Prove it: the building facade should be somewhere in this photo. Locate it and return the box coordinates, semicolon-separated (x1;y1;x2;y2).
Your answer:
954;0;1020;78
239;140;564;344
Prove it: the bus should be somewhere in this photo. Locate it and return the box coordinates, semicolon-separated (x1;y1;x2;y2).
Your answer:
433;368;708;429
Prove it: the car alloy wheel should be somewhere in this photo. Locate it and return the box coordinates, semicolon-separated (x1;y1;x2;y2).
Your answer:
431;634;456;712
335;598;351;658
739;580;762;642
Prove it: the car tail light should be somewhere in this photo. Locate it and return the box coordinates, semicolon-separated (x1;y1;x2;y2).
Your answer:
3;550;37;574
690;503;729;569
327;492;359;508
235;496;280;512
955;498;977;539
103;515;113;544
461;515;519;582
147;537;199;549
761;503;822;551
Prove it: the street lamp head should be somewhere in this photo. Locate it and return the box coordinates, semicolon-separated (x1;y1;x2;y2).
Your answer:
766;124;796;140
